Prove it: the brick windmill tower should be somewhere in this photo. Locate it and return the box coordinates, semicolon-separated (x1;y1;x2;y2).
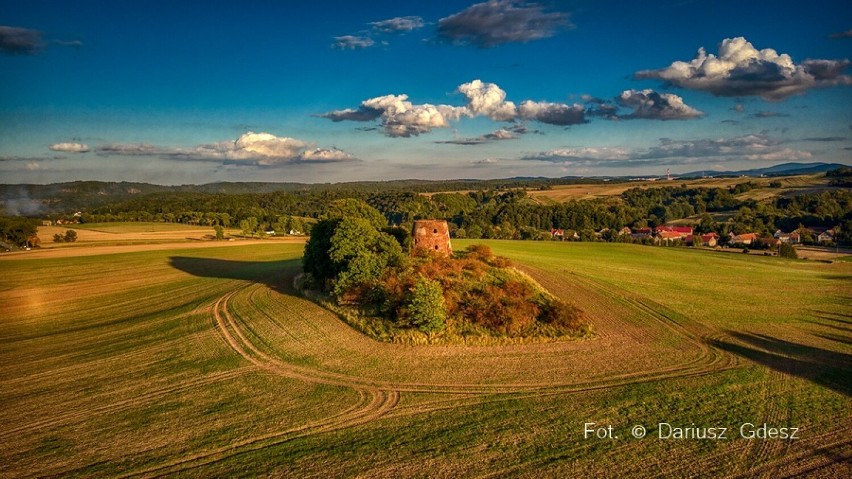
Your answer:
411;220;452;257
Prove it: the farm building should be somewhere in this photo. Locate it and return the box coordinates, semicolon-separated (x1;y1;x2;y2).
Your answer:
774;230;801;244
729;233;759;245
412;220;452;257
655;225;693;237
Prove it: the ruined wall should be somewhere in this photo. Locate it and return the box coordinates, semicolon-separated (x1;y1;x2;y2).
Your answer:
412;220;452;257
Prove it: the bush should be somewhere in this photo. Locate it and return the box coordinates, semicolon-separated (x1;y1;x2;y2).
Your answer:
779;243;798;259
52;229;78;243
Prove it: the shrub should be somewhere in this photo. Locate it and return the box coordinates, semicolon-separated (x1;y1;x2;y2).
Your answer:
779;243;798;259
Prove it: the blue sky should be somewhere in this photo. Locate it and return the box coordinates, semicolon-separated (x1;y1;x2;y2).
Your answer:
1;0;850;184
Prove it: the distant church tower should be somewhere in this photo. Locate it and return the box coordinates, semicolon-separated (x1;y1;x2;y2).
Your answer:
412;220;452;257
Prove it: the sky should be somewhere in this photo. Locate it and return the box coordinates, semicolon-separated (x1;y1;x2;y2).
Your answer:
1;0;851;185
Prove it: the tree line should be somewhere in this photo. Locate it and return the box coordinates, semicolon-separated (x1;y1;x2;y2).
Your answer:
67;182;852;245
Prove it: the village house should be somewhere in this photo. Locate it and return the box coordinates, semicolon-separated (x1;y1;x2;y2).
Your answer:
729;232;759;245
655;225;693;237
686;233;719;247
631;227;653;241
655;230;684;245
817;230;835;244
758;237;781;249
774;229;800;244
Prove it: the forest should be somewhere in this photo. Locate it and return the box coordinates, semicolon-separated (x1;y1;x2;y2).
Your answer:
77;182;851;244
1;170;851;248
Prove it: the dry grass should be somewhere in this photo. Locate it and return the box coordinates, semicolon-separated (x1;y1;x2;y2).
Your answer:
1;239;849;477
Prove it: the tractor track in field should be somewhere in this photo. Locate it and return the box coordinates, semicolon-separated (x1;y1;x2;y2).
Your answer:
0;367;254;441
127;263;752;477
118;389;400;479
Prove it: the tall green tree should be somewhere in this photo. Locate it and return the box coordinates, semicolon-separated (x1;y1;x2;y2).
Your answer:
405;277;447;338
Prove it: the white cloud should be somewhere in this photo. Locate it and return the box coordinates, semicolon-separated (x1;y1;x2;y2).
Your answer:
298;148;356;162
522;147;630;163
383;104;453;137
93;132;356;166
49;142;90;153
369;16;424;33
616;89;704;120
332;35;375;50
436;128;518;145
222;132;309;163
457;79;517;121
635;37;852;101
339;94;466;137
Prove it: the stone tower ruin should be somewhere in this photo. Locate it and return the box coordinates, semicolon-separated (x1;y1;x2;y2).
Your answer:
412;220;452;257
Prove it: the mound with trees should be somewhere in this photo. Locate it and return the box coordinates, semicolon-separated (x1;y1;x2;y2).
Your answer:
300;200;591;343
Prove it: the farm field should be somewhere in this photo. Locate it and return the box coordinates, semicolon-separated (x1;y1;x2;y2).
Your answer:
4;222;303;260
1;240;850;477
525;174;832;203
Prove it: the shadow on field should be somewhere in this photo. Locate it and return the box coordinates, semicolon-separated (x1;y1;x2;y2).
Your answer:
168;256;301;294
707;332;852;397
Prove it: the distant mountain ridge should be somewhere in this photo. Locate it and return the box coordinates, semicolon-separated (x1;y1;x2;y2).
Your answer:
679;162;848;178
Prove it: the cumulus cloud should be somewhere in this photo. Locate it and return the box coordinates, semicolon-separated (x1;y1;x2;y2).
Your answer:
369;16;424;33
332;35;375;50
635;36;852;101
436;128;518;145
0;26;43;55
521;134;813;167
437;0;571;47
319;79;595;135
297;147;356;162
49;142;90;153
732;103;746;113
519;100;586;125
616;89;704;120
320;93;466;137
94;132;356;166
457;79;517;121
829;29;852;39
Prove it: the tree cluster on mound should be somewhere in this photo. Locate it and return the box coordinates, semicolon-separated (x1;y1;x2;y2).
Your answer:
301;200;590;342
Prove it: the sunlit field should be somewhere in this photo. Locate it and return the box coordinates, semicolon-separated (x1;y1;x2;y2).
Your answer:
1;240;849;477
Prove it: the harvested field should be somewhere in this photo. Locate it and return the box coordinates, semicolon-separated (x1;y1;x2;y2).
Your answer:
525;174;833;203
1;240;849;477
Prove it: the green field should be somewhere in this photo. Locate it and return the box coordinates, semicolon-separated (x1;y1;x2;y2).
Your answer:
1;241;850;477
